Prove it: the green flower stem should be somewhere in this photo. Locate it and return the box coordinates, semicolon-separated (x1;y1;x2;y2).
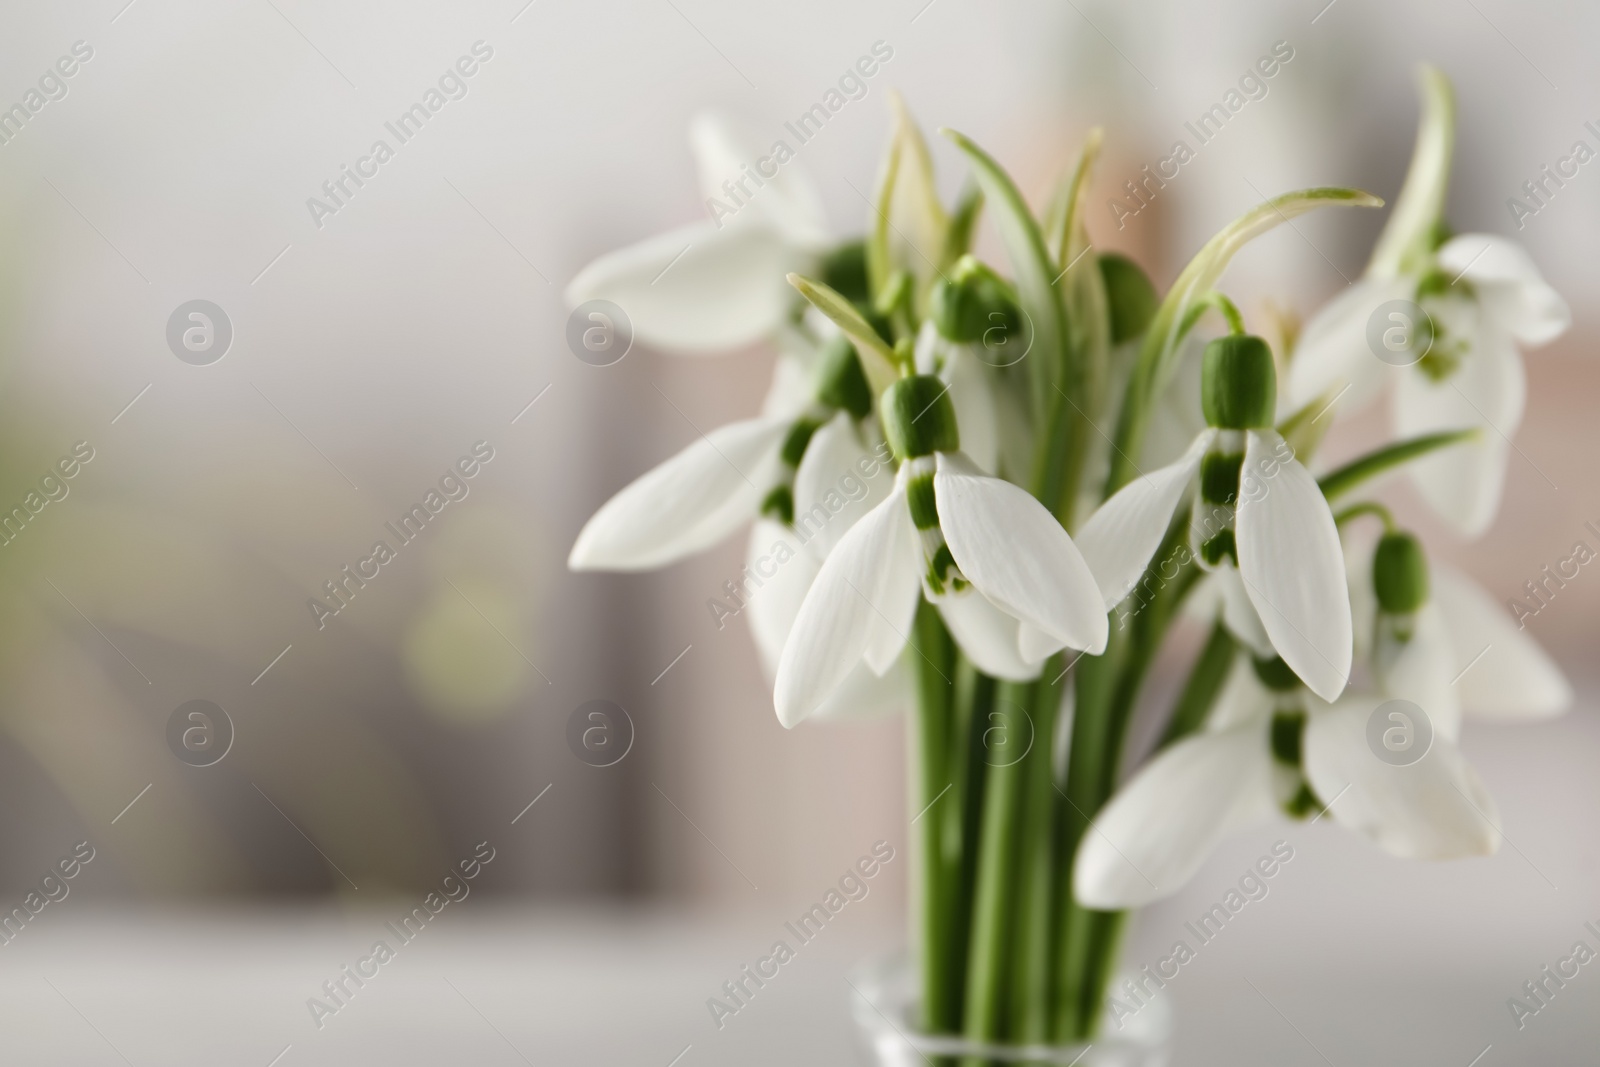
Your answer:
1054;627;1125;1040
1317;428;1477;501
959;673;1046;1057
1333;500;1397;532
1055;521;1196;1039
912;600;960;1034
1007;668;1067;1043
950;658;996;1030
1160;620;1236;749
1178;289;1246;338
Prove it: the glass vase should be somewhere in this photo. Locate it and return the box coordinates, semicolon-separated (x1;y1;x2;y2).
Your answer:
850;952;1170;1067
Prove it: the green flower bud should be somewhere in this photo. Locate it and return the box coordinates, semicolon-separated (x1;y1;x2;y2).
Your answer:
1099;253;1158;345
1372;531;1430;615
819;240;870;306
882;375;959;461
813;337;873;420
1201;334;1277;429
929;256;1022;344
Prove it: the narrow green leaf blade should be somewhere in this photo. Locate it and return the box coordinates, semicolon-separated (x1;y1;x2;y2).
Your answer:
1367;65;1456;280
940;128;1069;430
1106;186;1384;494
785;273;899;394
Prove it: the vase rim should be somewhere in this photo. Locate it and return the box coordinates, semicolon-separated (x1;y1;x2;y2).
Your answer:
849;949;1171;1064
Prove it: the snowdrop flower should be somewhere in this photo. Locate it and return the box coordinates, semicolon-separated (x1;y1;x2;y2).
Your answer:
1306;531;1570;856
774;374;1106;726
568;339;884;570
1077;332;1353;701
565;114;832;354
1288;237;1568;536
1075;529;1570;908
744;518;911;722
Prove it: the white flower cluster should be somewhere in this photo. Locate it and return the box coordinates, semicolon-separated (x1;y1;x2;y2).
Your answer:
566;69;1571;916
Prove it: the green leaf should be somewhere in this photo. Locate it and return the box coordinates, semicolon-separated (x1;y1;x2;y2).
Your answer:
869;94;948;312
785;273;900;394
1105;186;1384;495
939;182;984;272
1367;65;1456;280
1317;428;1477;501
866;129;902;303
940;128;1069;435
1050;129;1111;527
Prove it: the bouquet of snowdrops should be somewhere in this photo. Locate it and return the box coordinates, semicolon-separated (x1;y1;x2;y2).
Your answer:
566;68;1571;1048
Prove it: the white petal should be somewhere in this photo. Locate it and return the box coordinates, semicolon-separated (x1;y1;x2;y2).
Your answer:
1139;335;1207;471
1182;571;1275;657
1075;432;1211;610
810;659;912;720
569;417;787;571
1432;563;1571;720
912;323;1000;476
774;486;919;727
1235;431;1352;702
863;508;923;675
792;412;893;559
1286;277;1405;411
742;520;816;677
1437;234;1570;346
688;112;829;248
1073;724;1276;908
1206;651;1274;731
947;346;1001;476
994;371;1035;484
1304;698;1499;860
1373;605;1462;742
760;350;817;419
1395;306;1524;538
564;221;805;354
937;592;1041;682
935;453;1108;654
1213;565;1276;659
1018;622;1068;666
1344;531;1379;663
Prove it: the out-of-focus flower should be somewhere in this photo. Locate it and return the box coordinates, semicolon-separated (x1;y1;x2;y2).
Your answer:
1075;529;1569;908
1289;235;1568;536
1286;67;1570;537
564;114;830;354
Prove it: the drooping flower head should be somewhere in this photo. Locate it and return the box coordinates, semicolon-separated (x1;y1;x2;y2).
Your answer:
1078;329;1353;701
774;372;1107;726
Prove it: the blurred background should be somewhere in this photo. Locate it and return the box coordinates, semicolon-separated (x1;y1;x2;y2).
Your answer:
0;0;1596;1062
